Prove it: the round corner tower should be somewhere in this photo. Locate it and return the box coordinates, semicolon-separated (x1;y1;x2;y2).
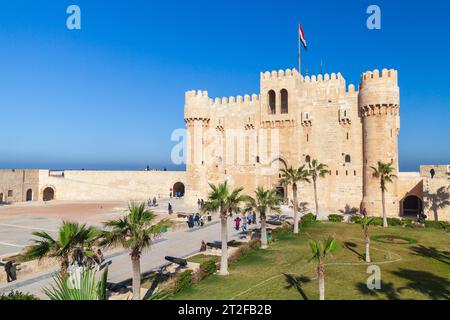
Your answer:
359;69;400;217
184;90;211;203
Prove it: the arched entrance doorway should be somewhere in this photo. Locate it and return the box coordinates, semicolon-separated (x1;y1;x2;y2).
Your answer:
173;182;185;198
402;196;423;217
26;189;33;202
43;187;55;202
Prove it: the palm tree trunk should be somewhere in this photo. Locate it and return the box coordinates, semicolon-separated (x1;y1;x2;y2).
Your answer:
219;214;229;276
313;178;319;219
381;188;388;228
261;215;268;249
131;256;141;300
318;261;325;301
293;184;299;234
365;232;371;263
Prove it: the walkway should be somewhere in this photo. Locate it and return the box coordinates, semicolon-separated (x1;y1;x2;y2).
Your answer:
0;217;245;299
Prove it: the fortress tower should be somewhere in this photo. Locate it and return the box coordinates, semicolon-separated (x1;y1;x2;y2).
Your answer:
359;69;400;216
184;90;211;203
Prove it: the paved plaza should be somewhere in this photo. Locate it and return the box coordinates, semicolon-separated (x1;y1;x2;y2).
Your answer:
0;199;285;299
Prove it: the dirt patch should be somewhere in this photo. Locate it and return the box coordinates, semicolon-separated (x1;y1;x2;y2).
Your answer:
0;201;128;223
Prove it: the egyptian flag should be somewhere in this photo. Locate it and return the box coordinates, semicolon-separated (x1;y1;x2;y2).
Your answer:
299;24;307;50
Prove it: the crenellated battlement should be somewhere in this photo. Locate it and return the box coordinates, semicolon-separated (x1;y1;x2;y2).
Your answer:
260;68;299;81
358;68;399;109
299;72;359;98
209;94;260;107
302;72;344;84
360;69;398;88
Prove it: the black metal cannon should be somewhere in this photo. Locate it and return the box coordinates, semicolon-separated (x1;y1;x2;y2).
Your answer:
206;241;241;249
266;220;283;226
165;256;188;267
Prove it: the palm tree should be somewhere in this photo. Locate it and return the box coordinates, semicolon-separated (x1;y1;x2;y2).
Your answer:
22;221;99;274
361;215;375;263
309;236;339;300
99;202;172;300
447;172;450;190
280;166;310;234
371;162;396;228
245;187;282;249
202;182;247;276
44;266;108;300
308;160;329;219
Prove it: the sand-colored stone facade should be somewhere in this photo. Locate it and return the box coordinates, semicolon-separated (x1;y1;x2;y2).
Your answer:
0;68;449;220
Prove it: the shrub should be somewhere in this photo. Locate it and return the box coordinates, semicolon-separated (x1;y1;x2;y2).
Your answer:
301;213;317;227
424;220;450;231
174;270;193;294
271;225;292;240
402;218;417;228
371;217;384;226
328;214;344;223
199;259;217;279
387;217;403;226
350;215;362;224
0;291;39;300
229;239;261;264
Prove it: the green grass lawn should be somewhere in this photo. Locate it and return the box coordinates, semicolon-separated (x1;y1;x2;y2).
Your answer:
187;254;220;264
172;222;450;300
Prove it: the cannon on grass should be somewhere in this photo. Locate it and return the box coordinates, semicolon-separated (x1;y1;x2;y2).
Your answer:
266;220;283;226
165;256;188;268
206;241;241;250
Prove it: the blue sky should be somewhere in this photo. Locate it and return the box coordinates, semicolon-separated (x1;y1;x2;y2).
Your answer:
0;0;448;171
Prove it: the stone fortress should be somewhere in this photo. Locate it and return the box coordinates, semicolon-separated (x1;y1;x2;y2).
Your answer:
1;67;449;221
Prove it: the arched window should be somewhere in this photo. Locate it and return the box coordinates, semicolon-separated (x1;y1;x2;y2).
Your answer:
305;155;311;163
268;90;276;114
280;89;288;114
345;155;352;163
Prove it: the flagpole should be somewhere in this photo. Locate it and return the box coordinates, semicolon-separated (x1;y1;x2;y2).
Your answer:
298;24;301;75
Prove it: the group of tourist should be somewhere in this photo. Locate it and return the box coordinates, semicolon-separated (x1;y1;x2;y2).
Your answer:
234;211;257;232
186;213;206;229
197;199;205;209
147;197;159;208
170;192;183;199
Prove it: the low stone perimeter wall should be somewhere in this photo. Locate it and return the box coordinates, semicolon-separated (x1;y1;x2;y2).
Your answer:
38;170;187;202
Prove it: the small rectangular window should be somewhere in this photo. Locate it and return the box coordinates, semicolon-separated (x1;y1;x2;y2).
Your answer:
8;190;13;197
336;171;339;176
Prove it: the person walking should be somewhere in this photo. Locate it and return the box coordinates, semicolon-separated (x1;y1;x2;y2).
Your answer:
168;203;173;215
234;216;242;231
197;199;201;209
242;217;248;232
200;215;205;227
247;212;253;226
